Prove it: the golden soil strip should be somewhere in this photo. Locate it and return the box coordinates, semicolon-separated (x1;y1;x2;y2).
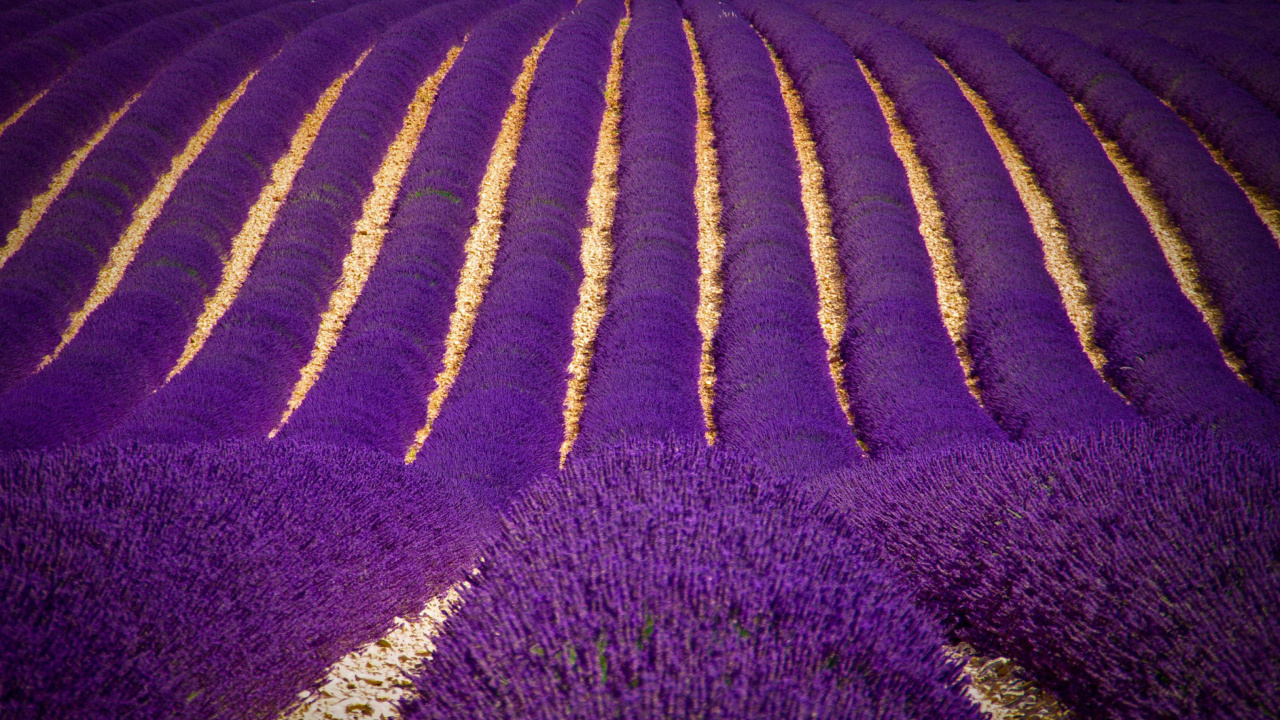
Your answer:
943;62;1117;391
947;644;1074;720
0;89;48;139
269;47;463;438
767;39;856;430
165;51;369;383
858;60;982;402
0;92;140;271
280;581;469;720
36;73;259;371
404;30;554;464
1162;99;1280;246
559;18;629;465
685;19;725;445
1075;101;1251;383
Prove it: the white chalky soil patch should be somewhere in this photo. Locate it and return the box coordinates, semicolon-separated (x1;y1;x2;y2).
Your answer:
948;643;1073;720
281;585;465;720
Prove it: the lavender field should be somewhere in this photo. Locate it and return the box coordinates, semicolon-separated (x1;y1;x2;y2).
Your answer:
1;0;1277;717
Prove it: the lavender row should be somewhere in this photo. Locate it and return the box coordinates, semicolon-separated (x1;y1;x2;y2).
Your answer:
408;439;980;718
0;0;272;260
0;0;206;121
1061;2;1280;117
682;0;859;479
0;439;480;719
574;0;705;452
827;421;1280;720
0;0;125;48
112;0;497;445
990;13;1280;404
413;0;622;510
0;0;379;450
884;5;1280;447
810;2;1137;441
1035;8;1280;210
279;0;570;454
737;0;1003;459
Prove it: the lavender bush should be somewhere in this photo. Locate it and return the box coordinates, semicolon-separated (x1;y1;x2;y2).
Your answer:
406;439;981;719
823;421;1280;720
0;439;480;719
0;0;128;47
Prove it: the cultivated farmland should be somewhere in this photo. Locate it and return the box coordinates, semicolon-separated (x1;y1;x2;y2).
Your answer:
1;0;1277;718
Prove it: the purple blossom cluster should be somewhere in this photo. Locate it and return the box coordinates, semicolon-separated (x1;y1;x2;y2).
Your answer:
683;0;860;478
574;0;705;451
412;0;622;508
405;439;981;719
279;0;573;454
0;0;418;450
983;6;1280;405
112;0;496;444
0;0;203;121
824;421;1280;720
737;0;1003;458
0;439;480;719
807;1;1138;441
878;3;1280;447
0;0;128;47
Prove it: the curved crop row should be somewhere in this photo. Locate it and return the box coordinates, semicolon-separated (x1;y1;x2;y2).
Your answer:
0;0;127;48
739;0;1002;459
828;421;1280;720
111;0;490;445
279;0;568;455
0;0;408;450
0;440;481;719
683;0;859;479
882;4;1280;448
0;0;202;123
0;0;349;449
407;439;981;719
1039;11;1280;212
993;15;1280;404
808;2;1137;441
0;0;274;271
574;0;704;453
413;0;622;509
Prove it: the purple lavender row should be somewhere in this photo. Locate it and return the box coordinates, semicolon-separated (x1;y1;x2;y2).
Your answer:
278;0;571;454
0;0;273;263
736;0;1003;459
828;421;1280;720
808;2;1137;441
0;0;435;452
0;0;372;450
983;9;1280;405
1032;7;1280;211
681;0;860;479
407;440;981;718
0;0;125;48
0;439;481;718
1062;2;1280;117
0;0;209;121
110;0;498;445
574;0;705;452
413;0;621;509
882;6;1280;447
